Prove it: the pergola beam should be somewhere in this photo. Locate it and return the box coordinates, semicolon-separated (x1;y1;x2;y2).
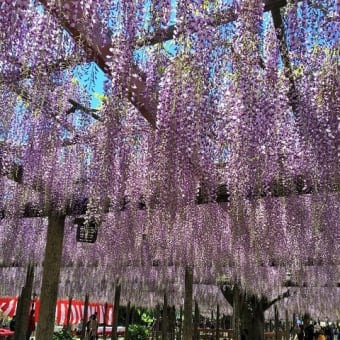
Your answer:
39;0;157;128
38;0;300;129
270;7;300;115
136;0;290;47
1;174;337;219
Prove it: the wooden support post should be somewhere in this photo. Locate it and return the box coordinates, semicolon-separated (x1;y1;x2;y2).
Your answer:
216;304;220;340
285;310;289;340
125;301;130;340
14;263;34;340
183;266;193;340
170;306;176;340
103;302;108;340
154;304;160;340
66;296;73;332
80;293;89;340
178;305;183;340
111;283;121;340
130;306;135;324
161;292;168;340
35;214;65;340
271;6;300;115
193;301;199;340
274;305;279;340
232;285;241;340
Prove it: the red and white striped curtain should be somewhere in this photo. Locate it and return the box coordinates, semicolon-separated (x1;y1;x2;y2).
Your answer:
0;297;17;318
0;297;113;325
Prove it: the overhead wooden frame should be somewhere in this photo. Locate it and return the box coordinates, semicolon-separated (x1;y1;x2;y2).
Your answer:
38;0;301;129
39;0;157;128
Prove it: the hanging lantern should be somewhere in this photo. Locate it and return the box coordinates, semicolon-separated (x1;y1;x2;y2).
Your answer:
74;217;98;243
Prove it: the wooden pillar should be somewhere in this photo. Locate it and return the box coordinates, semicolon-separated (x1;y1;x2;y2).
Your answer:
111;283;121;340
285;310;289;340
161;292;168;340
66;296;73;331
14;263;34;340
178;305;183;340
154;304;161;340
103;302;108;340
125;301;130;340
35;214;65;340
170;306;176;340
130;306;135;324
274;305;279;340
183;266;193;340
211;310;215;339
216;304;220;340
80;293;89;340
232;285;241;340
193;301;199;340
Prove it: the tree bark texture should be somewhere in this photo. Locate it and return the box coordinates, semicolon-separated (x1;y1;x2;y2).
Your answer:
220;282;290;340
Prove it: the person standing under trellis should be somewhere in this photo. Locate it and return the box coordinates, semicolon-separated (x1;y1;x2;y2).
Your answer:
87;313;98;340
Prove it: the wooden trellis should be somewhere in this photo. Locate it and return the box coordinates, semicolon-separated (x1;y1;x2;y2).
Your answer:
0;1;337;339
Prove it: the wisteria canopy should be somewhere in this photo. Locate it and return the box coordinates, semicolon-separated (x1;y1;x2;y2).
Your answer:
0;0;339;320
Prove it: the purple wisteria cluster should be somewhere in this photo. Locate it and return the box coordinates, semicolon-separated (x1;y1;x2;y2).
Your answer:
0;0;339;318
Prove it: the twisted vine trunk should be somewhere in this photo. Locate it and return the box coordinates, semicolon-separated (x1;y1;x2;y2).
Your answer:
221;283;290;340
240;298;265;340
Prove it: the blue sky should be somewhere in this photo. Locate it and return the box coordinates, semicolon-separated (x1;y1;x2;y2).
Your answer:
72;0;337;110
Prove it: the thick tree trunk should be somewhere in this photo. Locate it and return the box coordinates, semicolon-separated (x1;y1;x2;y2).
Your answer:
221;282;290;340
241;299;265;340
36;214;65;340
14;263;34;340
111;284;121;340
183;266;193;340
